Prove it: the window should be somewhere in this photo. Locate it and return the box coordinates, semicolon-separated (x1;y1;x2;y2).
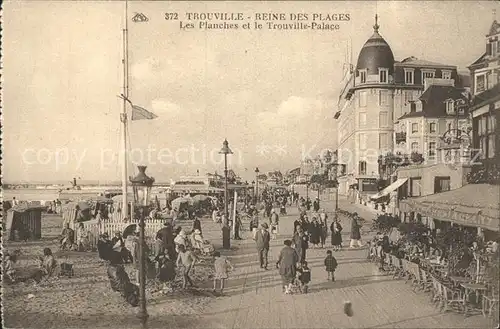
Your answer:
358;161;367;175
492;41;498;57
404;91;414;104
379;68;388;83
477;113;497;159
360;70;367;83
379;133;389;149
429;122;437;133
434;177;451;193
410;177;422;197
446;100;455;114
488;135;495;159
379;112;389;127
404;69;414;84
476;74;486;93
442;70;452;79
428;142;437;157
422;70;435;82
359;133;367;150
488;115;496;133
359;91;367;107
411;142;419;152
379;90;389;106
411;123;418;133
359;112;367;127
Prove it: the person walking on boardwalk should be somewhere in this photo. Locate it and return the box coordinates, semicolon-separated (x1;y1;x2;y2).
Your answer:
330;215;343;251
349;212;364;248
255;223;271;270
292;226;309;264
276;239;299;294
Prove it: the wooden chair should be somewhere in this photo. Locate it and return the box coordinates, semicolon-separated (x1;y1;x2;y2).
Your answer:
482;286;499;318
407;262;421;291
441;283;463;313
419;268;433;292
431;276;442;306
391;255;403;279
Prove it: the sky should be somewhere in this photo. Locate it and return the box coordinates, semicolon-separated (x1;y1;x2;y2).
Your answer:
2;0;498;184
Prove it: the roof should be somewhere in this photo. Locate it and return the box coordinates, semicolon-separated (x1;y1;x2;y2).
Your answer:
398;56;455;68
469;53;487;68
356;20;395;75
471;83;500;109
397;85;467;120
487;20;500;37
399;184;499;231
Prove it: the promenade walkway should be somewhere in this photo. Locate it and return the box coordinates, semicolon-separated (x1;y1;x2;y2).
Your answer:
187;198;495;329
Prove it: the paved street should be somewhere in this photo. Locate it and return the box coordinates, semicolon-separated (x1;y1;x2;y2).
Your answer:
185;198;495;329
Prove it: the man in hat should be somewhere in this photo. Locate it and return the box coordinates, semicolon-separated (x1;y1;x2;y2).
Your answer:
255;223;271;270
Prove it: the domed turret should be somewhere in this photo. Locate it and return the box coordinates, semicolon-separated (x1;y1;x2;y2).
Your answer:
356;15;395;75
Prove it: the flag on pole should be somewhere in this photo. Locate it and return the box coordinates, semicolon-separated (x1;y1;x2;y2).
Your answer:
119;94;157;121
131;104;158;121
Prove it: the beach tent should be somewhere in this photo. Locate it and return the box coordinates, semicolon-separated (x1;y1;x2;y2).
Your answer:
62;201;92;229
5;205;44;241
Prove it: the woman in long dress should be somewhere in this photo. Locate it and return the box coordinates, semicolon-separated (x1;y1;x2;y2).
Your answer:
276;239;299;294
330;217;343;251
309;219;321;248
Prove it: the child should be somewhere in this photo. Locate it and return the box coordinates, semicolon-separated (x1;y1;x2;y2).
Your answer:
324;250;338;281
176;244;198;289
297;261;311;293
158;254;176;294
213;251;233;295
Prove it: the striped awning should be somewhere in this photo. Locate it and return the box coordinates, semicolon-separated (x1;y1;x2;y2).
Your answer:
370;178;408;201
399;184;499;231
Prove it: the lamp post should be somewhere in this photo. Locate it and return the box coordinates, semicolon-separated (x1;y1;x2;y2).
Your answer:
129;165;155;326
219;139;233;249
255;167;260;204
252;180;255;203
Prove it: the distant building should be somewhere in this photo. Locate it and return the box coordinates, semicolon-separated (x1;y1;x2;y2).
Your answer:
336;15;469;196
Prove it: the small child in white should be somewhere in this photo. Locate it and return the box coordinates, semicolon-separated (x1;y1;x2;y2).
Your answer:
213;251;233;295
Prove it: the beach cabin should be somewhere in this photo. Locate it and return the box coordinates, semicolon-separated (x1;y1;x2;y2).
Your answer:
5;206;44;241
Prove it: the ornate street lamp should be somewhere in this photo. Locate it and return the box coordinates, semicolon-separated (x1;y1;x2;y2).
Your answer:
219;139;233;249
129;165;155;325
251;180;255;202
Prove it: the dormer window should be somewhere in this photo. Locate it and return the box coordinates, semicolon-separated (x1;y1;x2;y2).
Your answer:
492;41;498;57
359;69;367;83
446;100;455;114
442;70;452;79
422;70;435;83
404;68;414;84
379;68;388;83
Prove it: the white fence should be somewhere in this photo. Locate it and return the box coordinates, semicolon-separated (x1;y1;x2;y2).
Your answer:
79;219;166;251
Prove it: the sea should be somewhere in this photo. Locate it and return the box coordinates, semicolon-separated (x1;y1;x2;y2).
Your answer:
3;186;169;203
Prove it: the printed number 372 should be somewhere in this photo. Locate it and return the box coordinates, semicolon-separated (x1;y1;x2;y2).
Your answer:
165;13;179;20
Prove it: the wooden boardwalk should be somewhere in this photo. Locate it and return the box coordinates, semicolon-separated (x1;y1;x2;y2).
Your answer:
189;199;496;329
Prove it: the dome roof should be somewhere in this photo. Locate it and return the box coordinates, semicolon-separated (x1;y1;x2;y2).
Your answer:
356;16;395;75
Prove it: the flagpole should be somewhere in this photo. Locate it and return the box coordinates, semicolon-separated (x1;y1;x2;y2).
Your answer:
121;0;129;220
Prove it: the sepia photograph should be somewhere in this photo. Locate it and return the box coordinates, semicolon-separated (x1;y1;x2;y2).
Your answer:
1;1;499;328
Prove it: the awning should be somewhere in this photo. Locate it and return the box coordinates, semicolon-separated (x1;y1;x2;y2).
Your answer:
370;178;408;201
399;184;500;232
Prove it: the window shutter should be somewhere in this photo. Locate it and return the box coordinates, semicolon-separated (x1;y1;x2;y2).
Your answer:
487;43;492;56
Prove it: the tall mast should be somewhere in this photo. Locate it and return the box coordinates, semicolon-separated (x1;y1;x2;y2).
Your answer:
121;0;129;219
